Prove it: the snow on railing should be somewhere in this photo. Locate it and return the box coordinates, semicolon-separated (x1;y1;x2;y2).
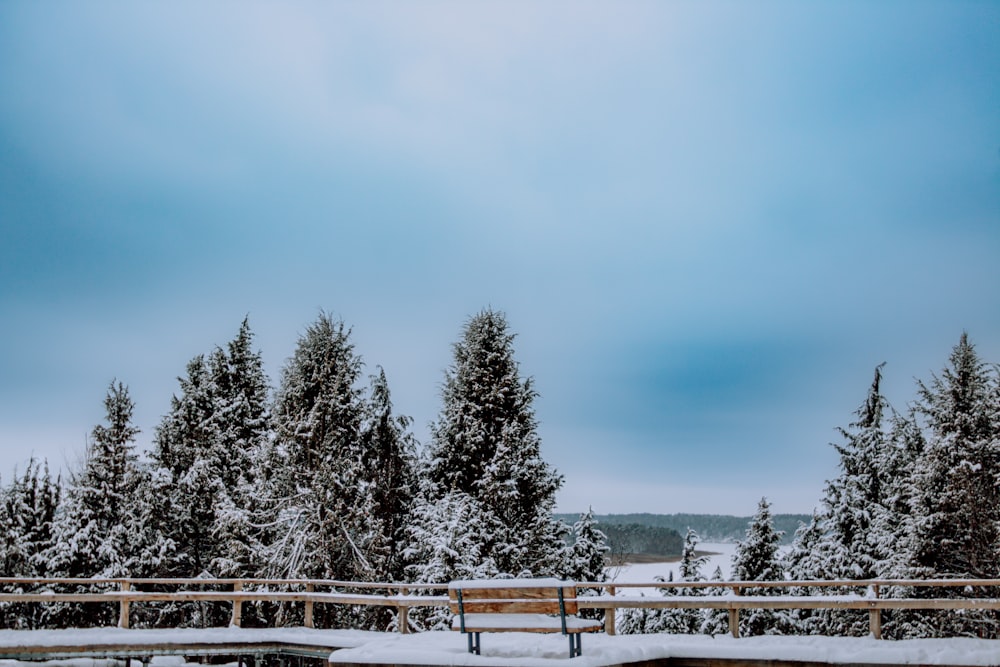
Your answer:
1;577;998;638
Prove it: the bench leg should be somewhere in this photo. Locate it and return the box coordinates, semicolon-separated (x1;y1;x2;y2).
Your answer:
568;633;582;658
467;632;481;655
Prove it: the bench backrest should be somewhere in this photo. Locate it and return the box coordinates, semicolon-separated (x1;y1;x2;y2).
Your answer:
448;583;579;616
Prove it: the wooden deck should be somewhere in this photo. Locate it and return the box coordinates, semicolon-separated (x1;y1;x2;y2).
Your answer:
0;627;364;663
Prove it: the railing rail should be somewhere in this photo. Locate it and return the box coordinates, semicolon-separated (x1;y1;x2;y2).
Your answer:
1;577;997;639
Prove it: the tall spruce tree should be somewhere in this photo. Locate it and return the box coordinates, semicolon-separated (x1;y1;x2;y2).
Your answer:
207;319;273;580
793;365;895;636
425;309;564;576
904;333;1000;638
149;355;222;582
149;319;272;583
360;367;418;583
45;381;146;627
144;319;273;627
262;311;399;631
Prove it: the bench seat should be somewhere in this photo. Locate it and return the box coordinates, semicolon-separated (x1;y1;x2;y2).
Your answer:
451;613;603;633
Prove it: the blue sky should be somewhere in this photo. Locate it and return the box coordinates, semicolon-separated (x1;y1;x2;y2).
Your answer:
1;1;998;515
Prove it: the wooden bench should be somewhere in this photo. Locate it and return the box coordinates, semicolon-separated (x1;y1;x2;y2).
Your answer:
448;578;602;658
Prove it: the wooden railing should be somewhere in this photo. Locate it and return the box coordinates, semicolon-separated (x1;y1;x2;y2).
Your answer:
583;579;1000;639
2;577;998;639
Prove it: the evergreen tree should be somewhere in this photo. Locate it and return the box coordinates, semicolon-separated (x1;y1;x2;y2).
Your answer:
266;313;363;579
360;367;419;583
561;508;609;622
426;309;564;576
207;318;273;581
150;355;222;579
262;313;389;627
402;491;499;631
660;529;707;634
45;381;146;627
783;512;826;635
904;333;1000;638
731;498;792;636
0;458;60;629
563;508;609;583
795;365;895;636
700;565;730;636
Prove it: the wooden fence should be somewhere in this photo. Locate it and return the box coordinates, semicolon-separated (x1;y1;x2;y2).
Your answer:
2;577;998;640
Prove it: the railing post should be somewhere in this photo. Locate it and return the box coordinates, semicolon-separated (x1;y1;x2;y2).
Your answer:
605;585;616;635
118;581;131;629
231;580;243;627
304;583;314;629
869;608;882;639
870;585;882;639
729;585;741;638
398;587;409;634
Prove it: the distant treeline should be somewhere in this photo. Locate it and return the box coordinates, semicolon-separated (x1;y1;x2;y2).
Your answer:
597;523;684;558
555;513;811;545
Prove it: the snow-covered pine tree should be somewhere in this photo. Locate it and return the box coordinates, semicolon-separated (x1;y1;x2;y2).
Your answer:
263;313;381;627
44;381;146;627
208;319;272;577
0;458;60;629
563;508;610;583
426;309;564;577
402;491;500;631
659;529;708;634
149;355;223;578
731;498;792;636
561;508;609;621
360;367;418;584
700;565;730;636
783;512;826;635
903;333;1000;638
798;365;895;636
144;319;274;627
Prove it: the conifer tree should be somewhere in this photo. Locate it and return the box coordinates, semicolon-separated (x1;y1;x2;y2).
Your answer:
426;309;564;576
660;529;708;634
45;381;146;627
360;367;418;583
142;319;273;627
700;566;729;636
731;498;792;636
0;459;60;629
207;318;273;580
561;508;609;622
262;312;393;630
783;512;826;635
904;333;1000;638
149;355;223;581
563;508;610;583
797;365;895;636
402;492;500;630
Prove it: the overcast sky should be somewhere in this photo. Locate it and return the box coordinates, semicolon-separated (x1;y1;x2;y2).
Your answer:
1;1;998;516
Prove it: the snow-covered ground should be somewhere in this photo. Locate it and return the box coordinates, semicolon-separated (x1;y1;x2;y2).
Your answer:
0;612;997;667
327;631;1000;666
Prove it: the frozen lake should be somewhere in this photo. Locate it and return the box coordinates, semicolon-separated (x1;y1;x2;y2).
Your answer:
608;541;738;589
